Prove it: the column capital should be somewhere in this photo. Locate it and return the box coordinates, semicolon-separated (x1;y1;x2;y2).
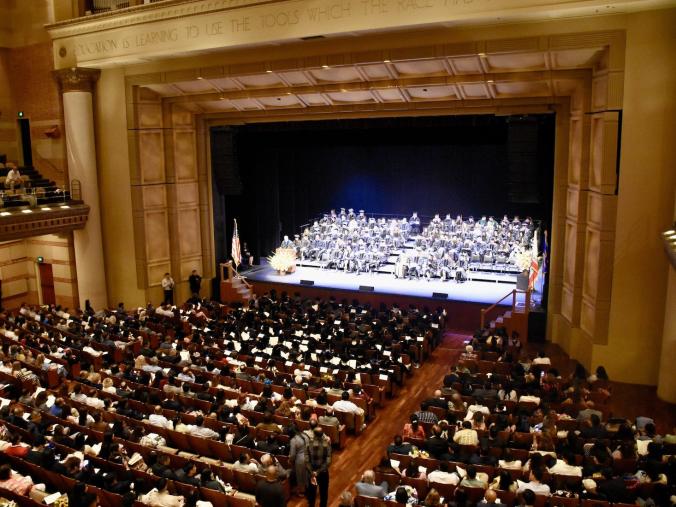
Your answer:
54;67;101;93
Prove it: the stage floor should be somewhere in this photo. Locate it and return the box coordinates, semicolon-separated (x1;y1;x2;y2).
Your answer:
244;261;539;305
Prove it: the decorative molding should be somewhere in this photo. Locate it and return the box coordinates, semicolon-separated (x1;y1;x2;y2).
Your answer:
47;0;264;38
0;205;90;242
53;67;101;93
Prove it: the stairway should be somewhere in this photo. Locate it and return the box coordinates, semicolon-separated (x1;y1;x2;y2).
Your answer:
482;289;531;342
219;262;254;304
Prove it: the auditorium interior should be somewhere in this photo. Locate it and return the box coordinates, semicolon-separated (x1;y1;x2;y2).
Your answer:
0;0;674;506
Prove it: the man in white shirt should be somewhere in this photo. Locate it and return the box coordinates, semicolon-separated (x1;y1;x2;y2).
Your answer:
548;452;582;477
332;390;365;431
140;478;184;507
148;406;174;430
188;415;219;439
293;364;313;379
517;469;551;496
4;165;22;190
427;462;460;485
465;401;490;422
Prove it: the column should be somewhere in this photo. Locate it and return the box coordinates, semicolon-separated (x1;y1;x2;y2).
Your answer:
54;67;108;310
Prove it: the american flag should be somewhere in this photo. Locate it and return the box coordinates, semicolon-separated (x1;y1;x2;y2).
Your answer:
232;219;242;267
528;257;539;290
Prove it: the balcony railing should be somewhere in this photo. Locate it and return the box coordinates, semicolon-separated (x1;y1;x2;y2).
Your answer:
83;0;166;16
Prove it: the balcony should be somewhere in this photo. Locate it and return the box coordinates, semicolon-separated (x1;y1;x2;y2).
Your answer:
0;203;90;241
0;166;89;241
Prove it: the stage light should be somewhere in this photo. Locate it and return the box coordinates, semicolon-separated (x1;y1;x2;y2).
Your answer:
41;207;51;211
0;211;10;216
383;59;391;63
487;79;494;83
21;209;33;213
478;52;487;58
322;65;330;69
266;70;273;73
60;205;70;209
219;96;225;100
197;76;203;80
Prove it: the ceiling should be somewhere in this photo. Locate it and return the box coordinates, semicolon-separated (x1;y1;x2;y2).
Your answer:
137;46;604;118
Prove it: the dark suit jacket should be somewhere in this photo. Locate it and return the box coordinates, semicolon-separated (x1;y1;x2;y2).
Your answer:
425;436;450;459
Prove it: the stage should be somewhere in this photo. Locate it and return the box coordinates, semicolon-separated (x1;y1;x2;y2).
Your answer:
240;261;542;331
245;261;532;305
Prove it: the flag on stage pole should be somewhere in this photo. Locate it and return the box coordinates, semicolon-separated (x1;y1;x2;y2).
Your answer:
232;219;242;268
528;257;539;290
542;230;549;275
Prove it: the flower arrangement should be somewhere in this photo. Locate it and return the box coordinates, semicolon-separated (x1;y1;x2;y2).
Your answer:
514;249;534;273
268;248;296;274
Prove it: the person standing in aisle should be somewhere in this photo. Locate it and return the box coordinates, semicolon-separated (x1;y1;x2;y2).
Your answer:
188;270;202;299
161;273;175;305
304;423;331;507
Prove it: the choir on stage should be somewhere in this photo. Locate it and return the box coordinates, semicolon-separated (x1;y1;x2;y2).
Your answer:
279;208;535;282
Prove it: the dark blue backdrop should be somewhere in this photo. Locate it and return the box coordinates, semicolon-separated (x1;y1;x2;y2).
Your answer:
211;114;554;263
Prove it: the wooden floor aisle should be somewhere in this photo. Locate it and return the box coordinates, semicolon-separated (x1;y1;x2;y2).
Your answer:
288;331;467;507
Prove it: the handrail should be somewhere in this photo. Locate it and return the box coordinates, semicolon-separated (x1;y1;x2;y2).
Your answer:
480;289;516;329
220;261;252;289
481;289;532;329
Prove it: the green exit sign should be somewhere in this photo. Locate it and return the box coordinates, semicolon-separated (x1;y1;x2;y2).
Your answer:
36;256;44;263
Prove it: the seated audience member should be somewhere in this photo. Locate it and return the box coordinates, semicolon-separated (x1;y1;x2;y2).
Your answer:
0;463;43;499
402;462;427;480
548;452;582;477
4;164;22;190
453;420;479;446
427;461;460;485
387;434;412;456
489;471;517;492
318;407;340;427
403;415;426;439
415;402;439;424
338;491;354;507
516;489;536;507
477;489;506;507
422;489;444;507
355;470;389;498
140;477;185;507
384;485;418;505
425;425;450;460
516;468;550;496
332;391;365;430
459;465;488;489
577;402;603;422
148;405;173;429
255;465;286;507
256;411;282;433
